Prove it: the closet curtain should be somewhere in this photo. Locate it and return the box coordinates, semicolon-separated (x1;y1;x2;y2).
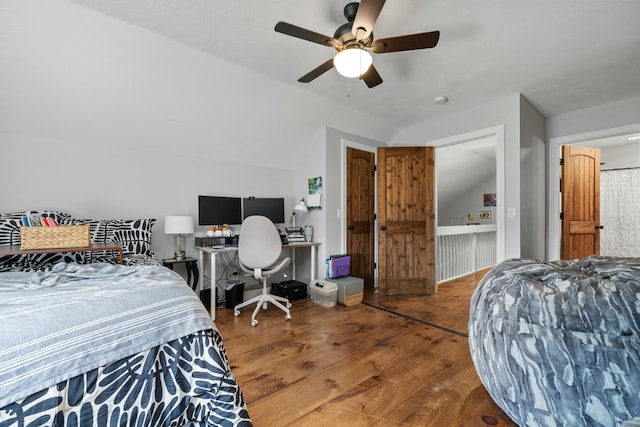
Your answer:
600;168;640;256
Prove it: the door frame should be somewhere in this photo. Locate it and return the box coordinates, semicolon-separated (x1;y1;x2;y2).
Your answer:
547;123;640;261
340;127;506;288
427;125;506;268
340;139;378;288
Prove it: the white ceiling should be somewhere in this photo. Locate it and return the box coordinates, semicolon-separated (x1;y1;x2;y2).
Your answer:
66;0;640;128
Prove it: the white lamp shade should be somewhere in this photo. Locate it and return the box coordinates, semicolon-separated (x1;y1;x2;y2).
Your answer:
294;199;308;212
164;216;194;235
333;48;372;78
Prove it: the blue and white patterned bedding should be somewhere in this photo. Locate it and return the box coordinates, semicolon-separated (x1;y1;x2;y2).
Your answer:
0;262;251;426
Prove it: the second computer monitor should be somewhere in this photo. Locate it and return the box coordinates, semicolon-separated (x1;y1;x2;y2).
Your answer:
242;197;285;224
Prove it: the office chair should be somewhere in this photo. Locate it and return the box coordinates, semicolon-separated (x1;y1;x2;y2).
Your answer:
233;215;292;326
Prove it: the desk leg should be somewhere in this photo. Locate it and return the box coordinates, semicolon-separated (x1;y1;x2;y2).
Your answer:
210;252;217;321
291;247;296;280
198;251;205;293
311;245;317;280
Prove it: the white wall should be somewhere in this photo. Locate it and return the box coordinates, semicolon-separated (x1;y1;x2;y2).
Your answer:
547;97;640;140
0;132;293;261
391;95;522;259
519;95;546;260
290;127;326;283
601;142;640;170
323;127;387;267
0;0;398;263
438;176;497;227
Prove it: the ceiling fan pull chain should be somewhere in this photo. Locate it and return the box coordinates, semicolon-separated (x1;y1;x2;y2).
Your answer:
346;77;351;98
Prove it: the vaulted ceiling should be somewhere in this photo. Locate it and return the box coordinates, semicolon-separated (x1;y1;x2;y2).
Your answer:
67;0;640;127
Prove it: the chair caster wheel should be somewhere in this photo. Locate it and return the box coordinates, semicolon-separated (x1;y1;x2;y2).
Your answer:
285;314;292;321
233;310;240;317
251;319;258;327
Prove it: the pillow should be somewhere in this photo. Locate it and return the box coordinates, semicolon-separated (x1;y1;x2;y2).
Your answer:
0;218;22;246
0;211;73;246
109;219;156;256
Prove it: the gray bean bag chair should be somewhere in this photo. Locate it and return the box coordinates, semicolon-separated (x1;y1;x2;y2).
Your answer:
469;257;640;426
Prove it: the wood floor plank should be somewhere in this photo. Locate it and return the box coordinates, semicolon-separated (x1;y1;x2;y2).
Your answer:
214;269;516;426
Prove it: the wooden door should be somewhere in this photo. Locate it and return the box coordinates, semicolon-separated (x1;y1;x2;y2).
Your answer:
346;147;375;289
561;145;602;259
377;146;436;294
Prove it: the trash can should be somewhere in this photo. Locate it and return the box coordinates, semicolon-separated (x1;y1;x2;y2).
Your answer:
224;279;245;309
199;288;214;310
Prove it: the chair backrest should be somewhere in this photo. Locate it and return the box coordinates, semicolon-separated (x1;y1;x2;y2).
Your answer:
238;215;283;269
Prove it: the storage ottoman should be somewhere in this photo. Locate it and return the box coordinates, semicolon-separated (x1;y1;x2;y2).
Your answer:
325;276;363;306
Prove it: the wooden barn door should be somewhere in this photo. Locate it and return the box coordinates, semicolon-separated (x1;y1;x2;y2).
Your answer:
346;147;376;289
561;145;602;259
377;146;436;294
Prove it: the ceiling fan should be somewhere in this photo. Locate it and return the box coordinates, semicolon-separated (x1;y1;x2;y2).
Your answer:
274;0;440;88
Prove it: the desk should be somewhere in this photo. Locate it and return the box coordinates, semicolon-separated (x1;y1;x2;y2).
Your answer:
0;242;123;264
196;242;320;320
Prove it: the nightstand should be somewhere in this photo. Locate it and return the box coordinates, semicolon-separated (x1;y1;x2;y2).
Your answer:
162;257;199;291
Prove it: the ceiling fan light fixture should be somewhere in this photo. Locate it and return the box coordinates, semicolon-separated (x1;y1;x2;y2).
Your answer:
333;48;372;78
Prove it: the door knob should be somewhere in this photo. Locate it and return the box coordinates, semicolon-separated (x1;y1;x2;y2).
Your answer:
348;225;354;230
380;225;386;230
596;225;604;230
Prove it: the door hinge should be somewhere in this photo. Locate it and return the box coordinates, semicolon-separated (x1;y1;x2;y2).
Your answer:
373;262;377;270
560;158;564;165
374;213;376;221
559;212;564;220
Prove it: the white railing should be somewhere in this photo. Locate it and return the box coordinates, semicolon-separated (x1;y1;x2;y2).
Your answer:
437;224;497;282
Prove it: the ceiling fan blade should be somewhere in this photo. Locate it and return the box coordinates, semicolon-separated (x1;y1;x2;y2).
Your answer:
275;22;341;48
372;31;440;53
361;65;383;88
351;0;386;42
298;59;335;83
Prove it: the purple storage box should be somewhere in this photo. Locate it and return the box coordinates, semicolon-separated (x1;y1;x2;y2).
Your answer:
327;255;351;278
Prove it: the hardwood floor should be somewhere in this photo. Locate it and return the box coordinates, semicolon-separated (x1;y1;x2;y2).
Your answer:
214;269;517;426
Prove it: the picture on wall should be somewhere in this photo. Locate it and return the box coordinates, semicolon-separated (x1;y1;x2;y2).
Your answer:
483;193;496;206
477;209;492;220
309;177;322;194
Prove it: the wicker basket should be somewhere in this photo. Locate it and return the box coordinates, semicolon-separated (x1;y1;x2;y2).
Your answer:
20;225;91;250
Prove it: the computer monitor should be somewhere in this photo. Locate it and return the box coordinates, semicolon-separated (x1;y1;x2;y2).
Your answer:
242;197;285;224
198;195;242;225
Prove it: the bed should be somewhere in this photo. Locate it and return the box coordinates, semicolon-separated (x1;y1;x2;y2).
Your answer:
469;256;640;427
0;262;252;426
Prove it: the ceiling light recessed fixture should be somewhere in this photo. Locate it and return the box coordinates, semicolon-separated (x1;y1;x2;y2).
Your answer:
434;96;448;104
333;48;372;78
628;135;640;141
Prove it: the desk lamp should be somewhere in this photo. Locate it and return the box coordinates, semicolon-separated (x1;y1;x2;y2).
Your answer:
291;199;308;227
164;215;194;260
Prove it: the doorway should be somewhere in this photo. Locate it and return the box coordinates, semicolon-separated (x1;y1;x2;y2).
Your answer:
340;125;506;291
548;124;640;260
436;136;498;281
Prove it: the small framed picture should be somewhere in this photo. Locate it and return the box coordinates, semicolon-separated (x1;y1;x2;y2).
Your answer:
483;193;496;206
477;209;492;220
